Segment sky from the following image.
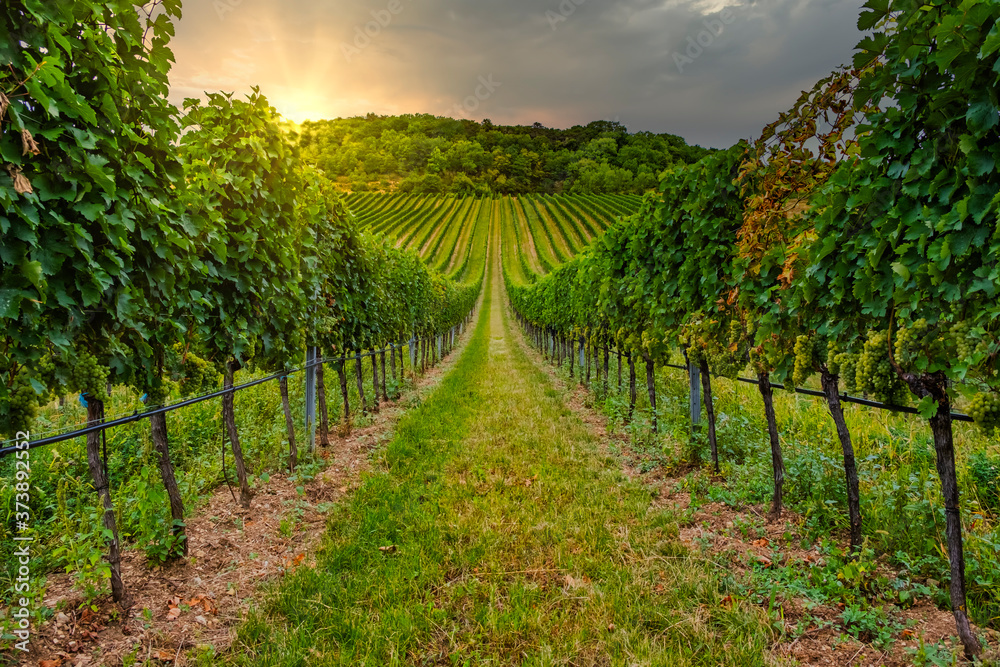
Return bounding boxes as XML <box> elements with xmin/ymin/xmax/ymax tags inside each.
<box><xmin>168</xmin><ymin>0</ymin><xmax>866</xmax><ymax>149</ymax></box>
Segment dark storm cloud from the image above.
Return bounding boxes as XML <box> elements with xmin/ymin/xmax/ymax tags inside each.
<box><xmin>169</xmin><ymin>0</ymin><xmax>865</xmax><ymax>147</ymax></box>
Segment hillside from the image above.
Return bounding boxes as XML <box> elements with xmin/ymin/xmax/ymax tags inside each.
<box><xmin>295</xmin><ymin>115</ymin><xmax>714</xmax><ymax>195</ymax></box>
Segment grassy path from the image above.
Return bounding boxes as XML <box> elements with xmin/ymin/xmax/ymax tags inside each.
<box><xmin>225</xmin><ymin>250</ymin><xmax>772</xmax><ymax>665</ymax></box>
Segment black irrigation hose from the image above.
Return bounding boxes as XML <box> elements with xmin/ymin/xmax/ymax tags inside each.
<box><xmin>0</xmin><ymin>332</ymin><xmax>459</xmax><ymax>458</ymax></box>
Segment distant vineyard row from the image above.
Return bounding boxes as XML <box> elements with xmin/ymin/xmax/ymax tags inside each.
<box><xmin>344</xmin><ymin>193</ymin><xmax>642</xmax><ymax>284</ymax></box>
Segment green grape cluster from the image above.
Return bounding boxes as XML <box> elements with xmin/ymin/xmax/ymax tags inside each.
<box><xmin>5</xmin><ymin>370</ymin><xmax>39</xmax><ymax>435</ymax></box>
<box><xmin>827</xmin><ymin>341</ymin><xmax>841</xmax><ymax>375</ymax></box>
<box><xmin>968</xmin><ymin>392</ymin><xmax>1000</xmax><ymax>433</ymax></box>
<box><xmin>71</xmin><ymin>351</ymin><xmax>108</xmax><ymax>402</ymax></box>
<box><xmin>949</xmin><ymin>320</ymin><xmax>973</xmax><ymax>364</ymax></box>
<box><xmin>179</xmin><ymin>352</ymin><xmax>218</xmax><ymax>396</ymax></box>
<box><xmin>893</xmin><ymin>318</ymin><xmax>928</xmax><ymax>366</ymax></box>
<box><xmin>32</xmin><ymin>353</ymin><xmax>66</xmax><ymax>404</ymax></box>
<box><xmin>144</xmin><ymin>380</ymin><xmax>169</xmax><ymax>407</ymax></box>
<box><xmin>748</xmin><ymin>347</ymin><xmax>767</xmax><ymax>375</ymax></box>
<box><xmin>834</xmin><ymin>352</ymin><xmax>859</xmax><ymax>393</ymax></box>
<box><xmin>855</xmin><ymin>330</ymin><xmax>909</xmax><ymax>404</ymax></box>
<box><xmin>727</xmin><ymin>319</ymin><xmax>745</xmax><ymax>351</ymax></box>
<box><xmin>793</xmin><ymin>335</ymin><xmax>818</xmax><ymax>387</ymax></box>
<box><xmin>706</xmin><ymin>342</ymin><xmax>743</xmax><ymax>379</ymax></box>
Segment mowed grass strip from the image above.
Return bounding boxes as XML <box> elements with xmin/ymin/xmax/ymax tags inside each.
<box><xmin>224</xmin><ymin>263</ymin><xmax>773</xmax><ymax>666</ymax></box>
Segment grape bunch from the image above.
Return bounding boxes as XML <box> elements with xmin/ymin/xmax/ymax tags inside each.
<box><xmin>706</xmin><ymin>341</ymin><xmax>744</xmax><ymax>379</ymax></box>
<box><xmin>893</xmin><ymin>318</ymin><xmax>928</xmax><ymax>366</ymax></box>
<box><xmin>832</xmin><ymin>352</ymin><xmax>859</xmax><ymax>393</ymax></box>
<box><xmin>71</xmin><ymin>350</ymin><xmax>108</xmax><ymax>402</ymax></box>
<box><xmin>827</xmin><ymin>341</ymin><xmax>841</xmax><ymax>375</ymax></box>
<box><xmin>5</xmin><ymin>370</ymin><xmax>39</xmax><ymax>435</ymax></box>
<box><xmin>727</xmin><ymin>319</ymin><xmax>748</xmax><ymax>352</ymax></box>
<box><xmin>32</xmin><ymin>353</ymin><xmax>64</xmax><ymax>404</ymax></box>
<box><xmin>948</xmin><ymin>320</ymin><xmax>973</xmax><ymax>364</ymax></box>
<box><xmin>179</xmin><ymin>352</ymin><xmax>217</xmax><ymax>396</ymax></box>
<box><xmin>792</xmin><ymin>334</ymin><xmax>825</xmax><ymax>387</ymax></box>
<box><xmin>968</xmin><ymin>392</ymin><xmax>1000</xmax><ymax>433</ymax></box>
<box><xmin>855</xmin><ymin>330</ymin><xmax>909</xmax><ymax>404</ymax></box>
<box><xmin>144</xmin><ymin>380</ymin><xmax>169</xmax><ymax>407</ymax></box>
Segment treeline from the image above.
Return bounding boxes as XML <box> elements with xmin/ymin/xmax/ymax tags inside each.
<box><xmin>295</xmin><ymin>115</ymin><xmax>714</xmax><ymax>196</ymax></box>
<box><xmin>507</xmin><ymin>0</ymin><xmax>1000</xmax><ymax>658</ymax></box>
<box><xmin>1</xmin><ymin>1</ymin><xmax>478</xmax><ymax>605</ymax></box>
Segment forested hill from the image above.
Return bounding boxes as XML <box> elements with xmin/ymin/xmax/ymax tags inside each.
<box><xmin>294</xmin><ymin>115</ymin><xmax>714</xmax><ymax>195</ymax></box>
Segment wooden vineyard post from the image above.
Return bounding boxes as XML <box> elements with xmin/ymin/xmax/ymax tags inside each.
<box><xmin>317</xmin><ymin>361</ymin><xmax>331</xmax><ymax>447</ymax></box>
<box><xmin>903</xmin><ymin>374</ymin><xmax>981</xmax><ymax>658</ymax></box>
<box><xmin>280</xmin><ymin>375</ymin><xmax>298</xmax><ymax>472</ymax></box>
<box><xmin>337</xmin><ymin>360</ymin><xmax>350</xmax><ymax>429</ymax></box>
<box><xmin>569</xmin><ymin>336</ymin><xmax>575</xmax><ymax>378</ymax></box>
<box><xmin>617</xmin><ymin>347</ymin><xmax>622</xmax><ymax>392</ymax></box>
<box><xmin>150</xmin><ymin>410</ymin><xmax>188</xmax><ymax>555</ymax></box>
<box><xmin>698</xmin><ymin>360</ymin><xmax>718</xmax><ymax>473</ymax></box>
<box><xmin>689</xmin><ymin>360</ymin><xmax>702</xmax><ymax>436</ymax></box>
<box><xmin>390</xmin><ymin>344</ymin><xmax>397</xmax><ymax>383</ymax></box>
<box><xmin>602</xmin><ymin>344</ymin><xmax>609</xmax><ymax>395</ymax></box>
<box><xmin>371</xmin><ymin>352</ymin><xmax>380</xmax><ymax>413</ymax></box>
<box><xmin>380</xmin><ymin>349</ymin><xmax>388</xmax><ymax>401</ymax></box>
<box><xmin>355</xmin><ymin>352</ymin><xmax>367</xmax><ymax>414</ymax></box>
<box><xmin>645</xmin><ymin>353</ymin><xmax>657</xmax><ymax>433</ymax></box>
<box><xmin>222</xmin><ymin>361</ymin><xmax>252</xmax><ymax>508</ymax></box>
<box><xmin>304</xmin><ymin>347</ymin><xmax>317</xmax><ymax>452</ymax></box>
<box><xmin>85</xmin><ymin>398</ymin><xmax>129</xmax><ymax>607</ymax></box>
<box><xmin>409</xmin><ymin>334</ymin><xmax>416</xmax><ymax>373</ymax></box>
<box><xmin>757</xmin><ymin>372</ymin><xmax>785</xmax><ymax>518</ymax></box>
<box><xmin>628</xmin><ymin>353</ymin><xmax>637</xmax><ymax>421</ymax></box>
<box><xmin>820</xmin><ymin>370</ymin><xmax>860</xmax><ymax>553</ymax></box>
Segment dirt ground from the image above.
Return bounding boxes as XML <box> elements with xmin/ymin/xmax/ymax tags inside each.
<box><xmin>12</xmin><ymin>324</ymin><xmax>473</xmax><ymax>667</ymax></box>
<box><xmin>514</xmin><ymin>332</ymin><xmax>1000</xmax><ymax>667</ymax></box>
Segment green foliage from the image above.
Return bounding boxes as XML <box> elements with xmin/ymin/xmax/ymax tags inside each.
<box><xmin>1</xmin><ymin>0</ymin><xmax>184</xmax><ymax>431</ymax></box>
<box><xmin>1</xmin><ymin>11</ymin><xmax>478</xmax><ymax>438</ymax></box>
<box><xmin>796</xmin><ymin>0</ymin><xmax>1000</xmax><ymax>395</ymax></box>
<box><xmin>121</xmin><ymin>465</ymin><xmax>187</xmax><ymax>565</ymax></box>
<box><xmin>969</xmin><ymin>451</ymin><xmax>1000</xmax><ymax>511</ymax></box>
<box><xmin>298</xmin><ymin>115</ymin><xmax>713</xmax><ymax>195</ymax></box>
<box><xmin>839</xmin><ymin>604</ymin><xmax>904</xmax><ymax>649</ymax></box>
